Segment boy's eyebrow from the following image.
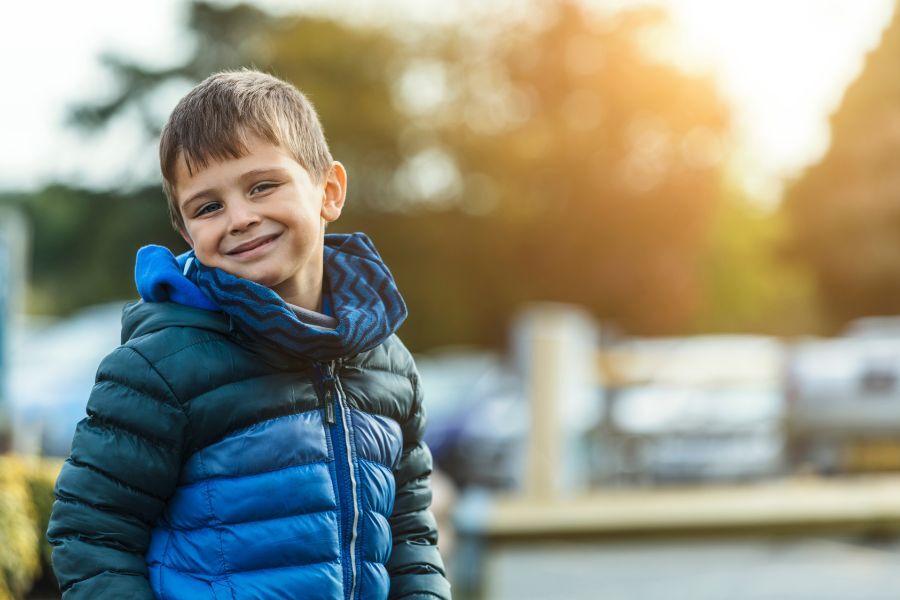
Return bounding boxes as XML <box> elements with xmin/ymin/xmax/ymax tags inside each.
<box><xmin>180</xmin><ymin>167</ymin><xmax>288</xmax><ymax>212</ymax></box>
<box><xmin>239</xmin><ymin>167</ymin><xmax>288</xmax><ymax>183</ymax></box>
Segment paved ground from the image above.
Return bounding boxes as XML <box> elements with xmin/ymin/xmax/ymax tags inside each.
<box><xmin>485</xmin><ymin>535</ymin><xmax>900</xmax><ymax>599</ymax></box>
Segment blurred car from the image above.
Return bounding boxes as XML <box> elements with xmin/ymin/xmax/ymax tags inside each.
<box><xmin>605</xmin><ymin>383</ymin><xmax>784</xmax><ymax>483</ymax></box>
<box><xmin>842</xmin><ymin>316</ymin><xmax>900</xmax><ymax>339</ymax></box>
<box><xmin>417</xmin><ymin>350</ymin><xmax>526</xmax><ymax>490</ymax></box>
<box><xmin>785</xmin><ymin>334</ymin><xmax>900</xmax><ymax>474</ymax></box>
<box><xmin>596</xmin><ymin>335</ymin><xmax>786</xmax><ymax>484</ymax></box>
<box><xmin>9</xmin><ymin>302</ymin><xmax>124</xmax><ymax>456</ymax></box>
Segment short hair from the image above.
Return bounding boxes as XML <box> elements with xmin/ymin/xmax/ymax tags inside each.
<box><xmin>159</xmin><ymin>69</ymin><xmax>333</xmax><ymax>232</ymax></box>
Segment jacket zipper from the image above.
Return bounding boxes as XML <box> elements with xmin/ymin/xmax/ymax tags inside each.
<box><xmin>319</xmin><ymin>359</ymin><xmax>360</xmax><ymax>599</ymax></box>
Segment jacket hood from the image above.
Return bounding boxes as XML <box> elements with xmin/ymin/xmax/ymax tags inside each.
<box><xmin>134</xmin><ymin>243</ymin><xmax>219</xmax><ymax>311</ymax></box>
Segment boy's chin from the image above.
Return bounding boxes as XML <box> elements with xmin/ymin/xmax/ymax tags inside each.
<box><xmin>214</xmin><ymin>263</ymin><xmax>280</xmax><ymax>287</ymax></box>
<box><xmin>241</xmin><ymin>272</ymin><xmax>282</xmax><ymax>288</ymax></box>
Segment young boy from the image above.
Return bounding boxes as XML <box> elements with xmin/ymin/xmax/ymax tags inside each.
<box><xmin>47</xmin><ymin>69</ymin><xmax>451</xmax><ymax>600</ymax></box>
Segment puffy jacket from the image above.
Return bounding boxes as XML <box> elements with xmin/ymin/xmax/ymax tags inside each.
<box><xmin>47</xmin><ymin>242</ymin><xmax>450</xmax><ymax>599</ymax></box>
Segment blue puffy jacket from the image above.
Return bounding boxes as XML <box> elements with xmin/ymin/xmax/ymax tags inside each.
<box><xmin>47</xmin><ymin>236</ymin><xmax>450</xmax><ymax>599</ymax></box>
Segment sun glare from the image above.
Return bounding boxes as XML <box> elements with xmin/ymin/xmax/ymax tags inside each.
<box><xmin>637</xmin><ymin>0</ymin><xmax>896</xmax><ymax>205</ymax></box>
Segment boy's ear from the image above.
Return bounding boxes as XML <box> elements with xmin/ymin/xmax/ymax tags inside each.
<box><xmin>321</xmin><ymin>161</ymin><xmax>347</xmax><ymax>223</ymax></box>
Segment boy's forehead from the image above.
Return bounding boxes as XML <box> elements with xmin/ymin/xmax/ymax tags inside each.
<box><xmin>171</xmin><ymin>139</ymin><xmax>309</xmax><ymax>201</ymax></box>
<box><xmin>175</xmin><ymin>131</ymin><xmax>265</xmax><ymax>172</ymax></box>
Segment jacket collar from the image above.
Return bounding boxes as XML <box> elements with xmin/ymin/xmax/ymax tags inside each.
<box><xmin>131</xmin><ymin>232</ymin><xmax>407</xmax><ymax>361</ymax></box>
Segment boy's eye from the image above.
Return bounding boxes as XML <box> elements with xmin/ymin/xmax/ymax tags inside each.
<box><xmin>251</xmin><ymin>182</ymin><xmax>277</xmax><ymax>195</ymax></box>
<box><xmin>195</xmin><ymin>202</ymin><xmax>222</xmax><ymax>217</ymax></box>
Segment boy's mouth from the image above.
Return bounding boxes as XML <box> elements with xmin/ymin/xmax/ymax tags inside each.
<box><xmin>226</xmin><ymin>232</ymin><xmax>282</xmax><ymax>257</ymax></box>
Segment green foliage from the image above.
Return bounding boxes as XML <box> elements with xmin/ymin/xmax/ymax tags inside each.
<box><xmin>782</xmin><ymin>6</ymin><xmax>900</xmax><ymax>328</ymax></box>
<box><xmin>16</xmin><ymin>185</ymin><xmax>182</xmax><ymax>315</ymax></box>
<box><xmin>0</xmin><ymin>455</ymin><xmax>60</xmax><ymax>600</ymax></box>
<box><xmin>23</xmin><ymin>459</ymin><xmax>63</xmax><ymax>570</ymax></box>
<box><xmin>694</xmin><ymin>193</ymin><xmax>823</xmax><ymax>334</ymax></box>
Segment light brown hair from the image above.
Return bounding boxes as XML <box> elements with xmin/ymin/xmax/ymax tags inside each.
<box><xmin>159</xmin><ymin>69</ymin><xmax>333</xmax><ymax>231</ymax></box>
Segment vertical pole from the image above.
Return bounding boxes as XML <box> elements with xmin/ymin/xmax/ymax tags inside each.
<box><xmin>0</xmin><ymin>208</ymin><xmax>27</xmax><ymax>453</ymax></box>
<box><xmin>525</xmin><ymin>311</ymin><xmax>562</xmax><ymax>501</ymax></box>
<box><xmin>514</xmin><ymin>304</ymin><xmax>598</xmax><ymax>501</ymax></box>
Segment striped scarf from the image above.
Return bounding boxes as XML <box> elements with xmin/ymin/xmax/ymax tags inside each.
<box><xmin>186</xmin><ymin>232</ymin><xmax>407</xmax><ymax>361</ymax></box>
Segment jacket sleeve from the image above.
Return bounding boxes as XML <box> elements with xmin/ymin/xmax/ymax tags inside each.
<box><xmin>387</xmin><ymin>371</ymin><xmax>452</xmax><ymax>599</ymax></box>
<box><xmin>47</xmin><ymin>345</ymin><xmax>187</xmax><ymax>599</ymax></box>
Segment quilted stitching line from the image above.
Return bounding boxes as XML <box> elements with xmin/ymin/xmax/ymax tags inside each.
<box><xmin>199</xmin><ymin>452</ymin><xmax>236</xmax><ymax>599</ymax></box>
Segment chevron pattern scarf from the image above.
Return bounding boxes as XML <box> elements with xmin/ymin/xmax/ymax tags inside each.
<box><xmin>185</xmin><ymin>232</ymin><xmax>407</xmax><ymax>361</ymax></box>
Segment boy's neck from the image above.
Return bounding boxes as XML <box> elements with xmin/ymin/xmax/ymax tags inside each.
<box><xmin>277</xmin><ymin>280</ymin><xmax>323</xmax><ymax>313</ymax></box>
<box><xmin>271</xmin><ymin>262</ymin><xmax>325</xmax><ymax>313</ymax></box>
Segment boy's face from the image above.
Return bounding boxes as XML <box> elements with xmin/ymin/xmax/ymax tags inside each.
<box><xmin>174</xmin><ymin>133</ymin><xmax>346</xmax><ymax>306</ymax></box>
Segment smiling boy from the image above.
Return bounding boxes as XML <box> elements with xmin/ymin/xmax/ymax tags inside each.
<box><xmin>47</xmin><ymin>70</ymin><xmax>451</xmax><ymax>600</ymax></box>
<box><xmin>174</xmin><ymin>133</ymin><xmax>345</xmax><ymax>311</ymax></box>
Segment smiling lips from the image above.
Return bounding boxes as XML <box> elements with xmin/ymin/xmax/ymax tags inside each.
<box><xmin>225</xmin><ymin>232</ymin><xmax>282</xmax><ymax>258</ymax></box>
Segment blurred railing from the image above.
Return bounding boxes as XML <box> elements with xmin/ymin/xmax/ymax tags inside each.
<box><xmin>450</xmin><ymin>304</ymin><xmax>900</xmax><ymax>598</ymax></box>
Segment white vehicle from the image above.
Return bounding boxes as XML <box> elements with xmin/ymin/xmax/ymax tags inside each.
<box><xmin>596</xmin><ymin>335</ymin><xmax>786</xmax><ymax>484</ymax></box>
<box><xmin>785</xmin><ymin>332</ymin><xmax>900</xmax><ymax>473</ymax></box>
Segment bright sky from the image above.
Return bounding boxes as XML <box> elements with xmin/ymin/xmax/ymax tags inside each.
<box><xmin>0</xmin><ymin>0</ymin><xmax>895</xmax><ymax>206</ymax></box>
<box><xmin>645</xmin><ymin>0</ymin><xmax>897</xmax><ymax>205</ymax></box>
<box><xmin>0</xmin><ymin>0</ymin><xmax>189</xmax><ymax>190</ymax></box>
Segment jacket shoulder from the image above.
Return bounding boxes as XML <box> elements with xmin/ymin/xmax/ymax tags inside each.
<box><xmin>121</xmin><ymin>300</ymin><xmax>233</xmax><ymax>364</ymax></box>
<box><xmin>353</xmin><ymin>334</ymin><xmax>418</xmax><ymax>380</ymax></box>
<box><xmin>124</xmin><ymin>322</ymin><xmax>235</xmax><ymax>372</ymax></box>
<box><xmin>116</xmin><ymin>301</ymin><xmax>261</xmax><ymax>403</ymax></box>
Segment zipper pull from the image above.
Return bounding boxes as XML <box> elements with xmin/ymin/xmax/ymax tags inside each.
<box><xmin>314</xmin><ymin>361</ymin><xmax>337</xmax><ymax>425</ymax></box>
<box><xmin>326</xmin><ymin>360</ymin><xmax>339</xmax><ymax>425</ymax></box>
<box><xmin>324</xmin><ymin>385</ymin><xmax>336</xmax><ymax>425</ymax></box>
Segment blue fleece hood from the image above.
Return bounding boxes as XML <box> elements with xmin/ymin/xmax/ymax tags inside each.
<box><xmin>135</xmin><ymin>245</ymin><xmax>219</xmax><ymax>311</ymax></box>
<box><xmin>134</xmin><ymin>232</ymin><xmax>407</xmax><ymax>360</ymax></box>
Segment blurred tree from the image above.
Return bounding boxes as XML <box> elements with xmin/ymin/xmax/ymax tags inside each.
<box><xmin>695</xmin><ymin>191</ymin><xmax>822</xmax><ymax>334</ymax></box>
<box><xmin>23</xmin><ymin>0</ymin><xmax>741</xmax><ymax>350</ymax></box>
<box><xmin>8</xmin><ymin>185</ymin><xmax>183</xmax><ymax>315</ymax></box>
<box><xmin>426</xmin><ymin>2</ymin><xmax>732</xmax><ymax>335</ymax></box>
<box><xmin>782</xmin><ymin>5</ymin><xmax>900</xmax><ymax>328</ymax></box>
<box><xmin>70</xmin><ymin>2</ymin><xmax>275</xmax><ymax>134</ymax></box>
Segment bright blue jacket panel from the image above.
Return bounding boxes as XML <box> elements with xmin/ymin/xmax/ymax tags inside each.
<box><xmin>145</xmin><ymin>404</ymin><xmax>403</xmax><ymax>599</ymax></box>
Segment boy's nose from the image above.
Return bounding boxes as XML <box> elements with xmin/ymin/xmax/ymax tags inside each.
<box><xmin>228</xmin><ymin>201</ymin><xmax>261</xmax><ymax>234</ymax></box>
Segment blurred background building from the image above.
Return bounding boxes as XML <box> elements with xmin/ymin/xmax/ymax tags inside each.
<box><xmin>4</xmin><ymin>0</ymin><xmax>900</xmax><ymax>598</ymax></box>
